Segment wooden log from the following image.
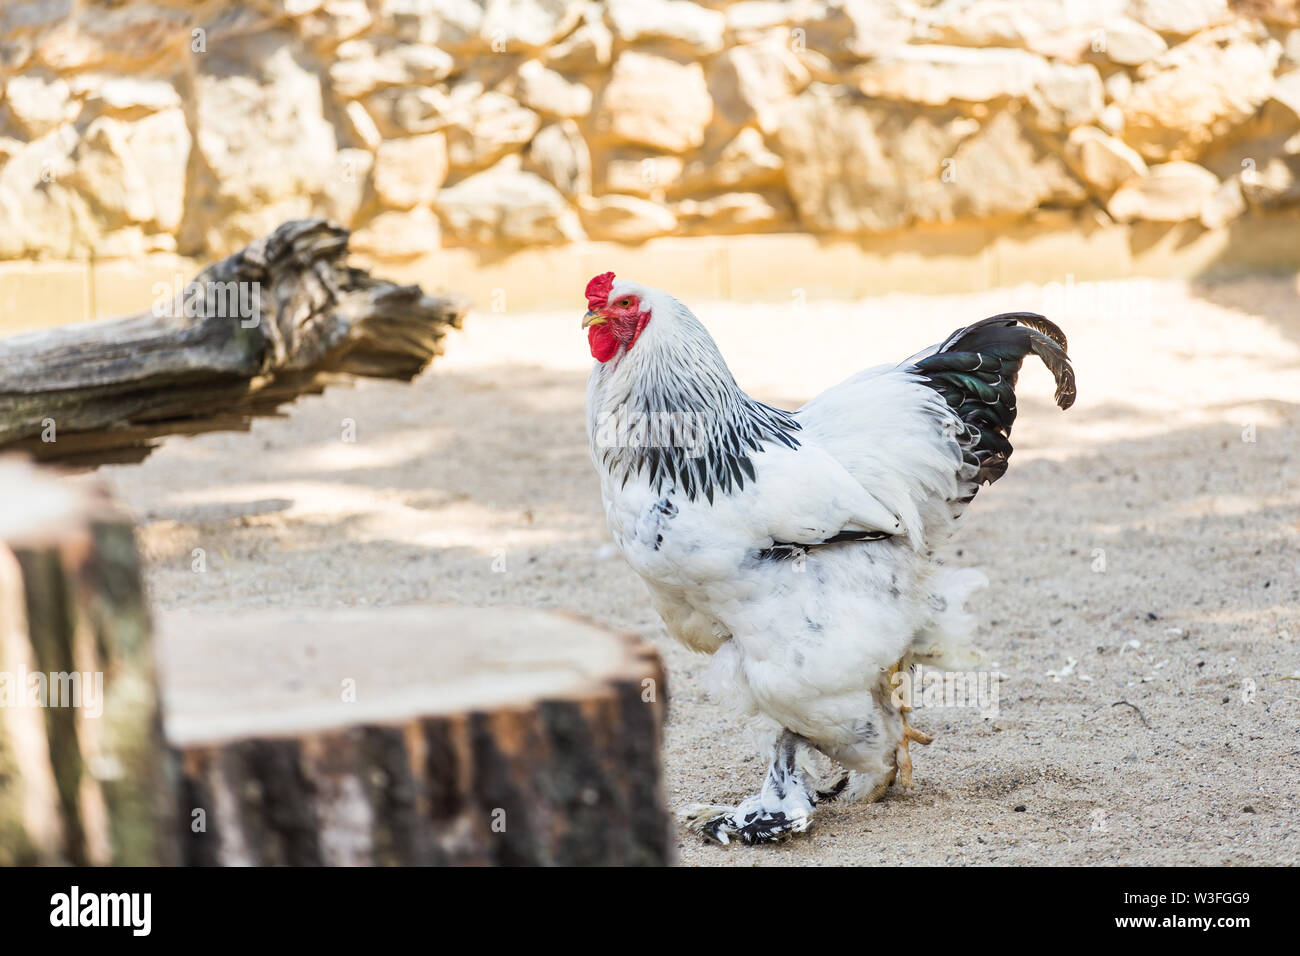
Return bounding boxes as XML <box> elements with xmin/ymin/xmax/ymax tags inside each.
<box><xmin>159</xmin><ymin>606</ymin><xmax>672</xmax><ymax>866</ymax></box>
<box><xmin>0</xmin><ymin>457</ymin><xmax>176</xmax><ymax>865</ymax></box>
<box><xmin>0</xmin><ymin>219</ymin><xmax>468</xmax><ymax>469</ymax></box>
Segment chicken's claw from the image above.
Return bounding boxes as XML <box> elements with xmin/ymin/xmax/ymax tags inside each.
<box><xmin>895</xmin><ymin>717</ymin><xmax>933</xmax><ymax>788</ymax></box>
<box><xmin>887</xmin><ymin>658</ymin><xmax>934</xmax><ymax>789</ymax></box>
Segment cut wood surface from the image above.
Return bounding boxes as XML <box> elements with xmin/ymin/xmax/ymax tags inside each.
<box><xmin>0</xmin><ymin>457</ymin><xmax>175</xmax><ymax>865</ymax></box>
<box><xmin>0</xmin><ymin>219</ymin><xmax>468</xmax><ymax>468</ymax></box>
<box><xmin>157</xmin><ymin>606</ymin><xmax>672</xmax><ymax>866</ymax></box>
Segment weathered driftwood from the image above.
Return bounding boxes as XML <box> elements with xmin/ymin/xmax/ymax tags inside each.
<box><xmin>0</xmin><ymin>220</ymin><xmax>467</xmax><ymax>468</ymax></box>
<box><xmin>0</xmin><ymin>457</ymin><xmax>175</xmax><ymax>865</ymax></box>
<box><xmin>159</xmin><ymin>606</ymin><xmax>672</xmax><ymax>866</ymax></box>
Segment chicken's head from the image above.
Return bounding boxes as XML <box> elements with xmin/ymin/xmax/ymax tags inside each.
<box><xmin>582</xmin><ymin>271</ymin><xmax>651</xmax><ymax>362</ymax></box>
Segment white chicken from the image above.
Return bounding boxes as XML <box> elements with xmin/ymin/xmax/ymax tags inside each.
<box><xmin>582</xmin><ymin>271</ymin><xmax>1075</xmax><ymax>845</ymax></box>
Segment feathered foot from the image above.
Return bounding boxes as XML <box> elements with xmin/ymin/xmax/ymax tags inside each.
<box><xmin>683</xmin><ymin>731</ymin><xmax>819</xmax><ymax>846</ymax></box>
<box><xmin>812</xmin><ymin>768</ymin><xmax>850</xmax><ymax>803</ymax></box>
<box><xmin>683</xmin><ymin>799</ymin><xmax>812</xmax><ymax>846</ymax></box>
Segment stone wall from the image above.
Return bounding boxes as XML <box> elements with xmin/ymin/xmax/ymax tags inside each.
<box><xmin>1</xmin><ymin>0</ymin><xmax>1298</xmax><ymax>264</ymax></box>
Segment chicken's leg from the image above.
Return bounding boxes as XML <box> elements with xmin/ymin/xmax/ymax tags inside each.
<box><xmin>890</xmin><ymin>659</ymin><xmax>934</xmax><ymax>788</ymax></box>
<box><xmin>684</xmin><ymin>730</ymin><xmax>822</xmax><ymax>845</ymax></box>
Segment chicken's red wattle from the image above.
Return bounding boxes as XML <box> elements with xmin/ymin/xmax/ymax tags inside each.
<box><xmin>588</xmin><ymin>323</ymin><xmax>618</xmax><ymax>362</ymax></box>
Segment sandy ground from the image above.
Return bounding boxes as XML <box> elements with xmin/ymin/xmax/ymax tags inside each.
<box><xmin>103</xmin><ymin>275</ymin><xmax>1300</xmax><ymax>866</ymax></box>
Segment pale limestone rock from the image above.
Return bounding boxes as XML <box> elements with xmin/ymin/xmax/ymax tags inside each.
<box><xmin>1194</xmin><ymin>92</ymin><xmax>1300</xmax><ymax>184</ymax></box>
<box><xmin>342</xmin><ymin>100</ymin><xmax>383</xmax><ymax>150</ymax></box>
<box><xmin>316</xmin><ymin>148</ymin><xmax>374</xmax><ymax>226</ymax></box>
<box><xmin>852</xmin><ymin>46</ymin><xmax>1047</xmax><ymax>106</ymax></box>
<box><xmin>514</xmin><ymin>60</ymin><xmax>593</xmax><ymax>118</ymax></box>
<box><xmin>329</xmin><ymin>39</ymin><xmax>455</xmax><ymax>99</ymax></box>
<box><xmin>255</xmin><ymin>0</ymin><xmax>327</xmax><ymax>16</ymax></box>
<box><xmin>675</xmin><ymin>191</ymin><xmax>791</xmax><ymax>232</ymax></box>
<box><xmin>594</xmin><ymin>52</ymin><xmax>712</xmax><ymax>153</ymax></box>
<box><xmin>76</xmin><ymin>75</ymin><xmax>182</xmax><ymax>115</ymax></box>
<box><xmin>524</xmin><ymin>120</ymin><xmax>592</xmax><ymax>196</ymax></box>
<box><xmin>935</xmin><ymin>0</ymin><xmax>1122</xmax><ymax>49</ymax></box>
<box><xmin>437</xmin><ymin>156</ymin><xmax>584</xmax><ymax>244</ymax></box>
<box><xmin>188</xmin><ymin>32</ymin><xmax>338</xmax><ymax>252</ymax></box>
<box><xmin>1104</xmin><ymin>71</ymin><xmax>1132</xmax><ymax>105</ymax></box>
<box><xmin>776</xmin><ymin>87</ymin><xmax>960</xmax><ymax>232</ymax></box>
<box><xmin>2</xmin><ymin>73</ymin><xmax>77</xmax><ymax>138</ymax></box>
<box><xmin>946</xmin><ymin>110</ymin><xmax>1087</xmax><ymax>219</ymax></box>
<box><xmin>0</xmin><ymin>124</ymin><xmax>98</xmax><ymax>259</ymax></box>
<box><xmin>1201</xmin><ymin>114</ymin><xmax>1300</xmax><ymax>193</ymax></box>
<box><xmin>711</xmin><ymin>40</ymin><xmax>812</xmax><ymax>133</ymax></box>
<box><xmin>364</xmin><ymin>87</ymin><xmax>452</xmax><ymax>138</ymax></box>
<box><xmin>578</xmin><ymin>194</ymin><xmax>678</xmax><ymax>241</ymax></box>
<box><xmin>297</xmin><ymin>0</ymin><xmax>373</xmax><ymax>50</ymax></box>
<box><xmin>793</xmin><ymin>0</ymin><xmax>911</xmax><ymax>61</ymax></box>
<box><xmin>675</xmin><ymin>127</ymin><xmax>783</xmax><ymax>193</ymax></box>
<box><xmin>603</xmin><ymin>154</ymin><xmax>684</xmax><ymax>196</ymax></box>
<box><xmin>606</xmin><ymin>0</ymin><xmax>727</xmax><ymax>55</ymax></box>
<box><xmin>1027</xmin><ymin>62</ymin><xmax>1103</xmax><ymax>132</ymax></box>
<box><xmin>1107</xmin><ymin>162</ymin><xmax>1220</xmax><ymax>221</ymax></box>
<box><xmin>792</xmin><ymin>47</ymin><xmax>839</xmax><ymax>86</ymax></box>
<box><xmin>0</xmin><ymin>36</ymin><xmax>33</xmax><ymax>74</ymax></box>
<box><xmin>777</xmin><ymin>89</ymin><xmax>1082</xmax><ymax>232</ymax></box>
<box><xmin>382</xmin><ymin>0</ymin><xmax>484</xmax><ymax>50</ymax></box>
<box><xmin>1100</xmin><ymin>103</ymin><xmax>1125</xmax><ymax>134</ymax></box>
<box><xmin>1065</xmin><ymin>126</ymin><xmax>1147</xmax><ymax>194</ymax></box>
<box><xmin>481</xmin><ymin>0</ymin><xmax>585</xmax><ymax>50</ymax></box>
<box><xmin>545</xmin><ymin>5</ymin><xmax>612</xmax><ymax>71</ymax></box>
<box><xmin>195</xmin><ymin>7</ymin><xmax>281</xmax><ymax>50</ymax></box>
<box><xmin>124</xmin><ymin>108</ymin><xmax>190</xmax><ymax>233</ymax></box>
<box><xmin>1200</xmin><ymin>175</ymin><xmax>1246</xmax><ymax>228</ymax></box>
<box><xmin>87</xmin><ymin>224</ymin><xmax>151</xmax><ymax>258</ymax></box>
<box><xmin>351</xmin><ymin>205</ymin><xmax>442</xmax><ymax>258</ymax></box>
<box><xmin>726</xmin><ymin>1</ymin><xmax>801</xmax><ymax>35</ymax></box>
<box><xmin>1241</xmin><ymin>155</ymin><xmax>1300</xmax><ymax>208</ymax></box>
<box><xmin>66</xmin><ymin>116</ymin><xmax>153</xmax><ymax>225</ymax></box>
<box><xmin>1122</xmin><ymin>33</ymin><xmax>1281</xmax><ymax>160</ymax></box>
<box><xmin>33</xmin><ymin>4</ymin><xmax>190</xmax><ymax>71</ymax></box>
<box><xmin>1285</xmin><ymin>28</ymin><xmax>1300</xmax><ymax>70</ymax></box>
<box><xmin>1249</xmin><ymin>2</ymin><xmax>1300</xmax><ymax>28</ymax></box>
<box><xmin>374</xmin><ymin>133</ymin><xmax>449</xmax><ymax>209</ymax></box>
<box><xmin>214</xmin><ymin>197</ymin><xmax>326</xmax><ymax>249</ymax></box>
<box><xmin>145</xmin><ymin>231</ymin><xmax>178</xmax><ymax>253</ymax></box>
<box><xmin>1128</xmin><ymin>0</ymin><xmax>1232</xmax><ymax>37</ymax></box>
<box><xmin>1095</xmin><ymin>18</ymin><xmax>1167</xmax><ymax>65</ymax></box>
<box><xmin>0</xmin><ymin>1</ymin><xmax>72</xmax><ymax>34</ymax></box>
<box><xmin>446</xmin><ymin>91</ymin><xmax>541</xmax><ymax>170</ymax></box>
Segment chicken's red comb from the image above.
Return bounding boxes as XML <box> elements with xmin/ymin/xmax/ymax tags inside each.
<box><xmin>586</xmin><ymin>271</ymin><xmax>615</xmax><ymax>310</ymax></box>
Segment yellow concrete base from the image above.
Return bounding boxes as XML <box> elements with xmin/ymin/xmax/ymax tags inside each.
<box><xmin>2</xmin><ymin>211</ymin><xmax>1298</xmax><ymax>336</ymax></box>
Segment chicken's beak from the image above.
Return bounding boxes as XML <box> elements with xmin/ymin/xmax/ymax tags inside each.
<box><xmin>582</xmin><ymin>309</ymin><xmax>606</xmax><ymax>329</ymax></box>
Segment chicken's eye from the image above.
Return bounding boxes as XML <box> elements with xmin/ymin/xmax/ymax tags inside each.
<box><xmin>619</xmin><ymin>297</ymin><xmax>632</xmax><ymax>307</ymax></box>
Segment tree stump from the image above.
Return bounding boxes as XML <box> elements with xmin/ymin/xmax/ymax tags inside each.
<box><xmin>159</xmin><ymin>606</ymin><xmax>672</xmax><ymax>866</ymax></box>
<box><xmin>0</xmin><ymin>219</ymin><xmax>468</xmax><ymax>468</ymax></box>
<box><xmin>0</xmin><ymin>457</ymin><xmax>175</xmax><ymax>865</ymax></box>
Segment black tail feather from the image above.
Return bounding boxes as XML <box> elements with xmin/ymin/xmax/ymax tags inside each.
<box><xmin>913</xmin><ymin>312</ymin><xmax>1075</xmax><ymax>488</ymax></box>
